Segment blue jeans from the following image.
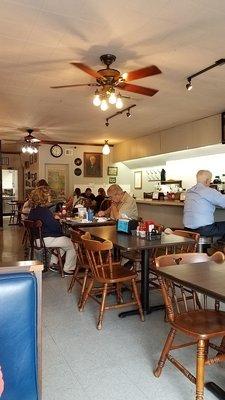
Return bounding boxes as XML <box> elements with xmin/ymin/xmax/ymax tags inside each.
<box><xmin>185</xmin><ymin>221</ymin><xmax>225</xmax><ymax>239</ymax></box>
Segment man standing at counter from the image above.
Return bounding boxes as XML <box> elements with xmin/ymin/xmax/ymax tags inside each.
<box><xmin>183</xmin><ymin>169</ymin><xmax>225</xmax><ymax>238</ymax></box>
<box><xmin>98</xmin><ymin>184</ymin><xmax>138</xmax><ymax>220</ymax></box>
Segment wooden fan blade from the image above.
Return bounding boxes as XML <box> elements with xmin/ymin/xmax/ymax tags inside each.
<box><xmin>71</xmin><ymin>62</ymin><xmax>104</xmax><ymax>79</ymax></box>
<box><xmin>117</xmin><ymin>83</ymin><xmax>158</xmax><ymax>97</ymax></box>
<box><xmin>51</xmin><ymin>83</ymin><xmax>99</xmax><ymax>89</ymax></box>
<box><xmin>125</xmin><ymin>65</ymin><xmax>161</xmax><ymax>81</ymax></box>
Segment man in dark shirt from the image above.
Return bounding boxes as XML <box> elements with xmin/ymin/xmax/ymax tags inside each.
<box><xmin>81</xmin><ymin>188</ymin><xmax>96</xmax><ymax>208</ymax></box>
<box><xmin>28</xmin><ymin>187</ymin><xmax>76</xmax><ymax>274</ymax></box>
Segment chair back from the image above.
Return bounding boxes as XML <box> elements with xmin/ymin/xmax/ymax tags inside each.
<box><xmin>70</xmin><ymin>230</ymin><xmax>91</xmax><ymax>266</ymax></box>
<box><xmin>81</xmin><ymin>235</ymin><xmax>114</xmax><ymax>279</ymax></box>
<box><xmin>169</xmin><ymin>229</ymin><xmax>200</xmax><ymax>253</ymax></box>
<box><xmin>23</xmin><ymin>219</ymin><xmax>49</xmax><ymax>268</ymax></box>
<box><xmin>155</xmin><ymin>251</ymin><xmax>225</xmax><ymax>321</ymax></box>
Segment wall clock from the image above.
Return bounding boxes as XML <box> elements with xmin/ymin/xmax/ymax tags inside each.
<box><xmin>74</xmin><ymin>168</ymin><xmax>82</xmax><ymax>176</ymax></box>
<box><xmin>50</xmin><ymin>144</ymin><xmax>63</xmax><ymax>158</ymax></box>
<box><xmin>74</xmin><ymin>157</ymin><xmax>82</xmax><ymax>166</ymax></box>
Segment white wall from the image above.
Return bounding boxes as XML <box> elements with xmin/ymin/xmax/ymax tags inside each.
<box><xmin>130</xmin><ymin>152</ymin><xmax>225</xmax><ymax>196</ymax></box>
<box><xmin>38</xmin><ymin>144</ymin><xmax>132</xmax><ymax>196</ymax></box>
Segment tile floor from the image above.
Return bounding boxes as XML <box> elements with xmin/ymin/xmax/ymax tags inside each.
<box><xmin>42</xmin><ymin>271</ymin><xmax>225</xmax><ymax>400</ymax></box>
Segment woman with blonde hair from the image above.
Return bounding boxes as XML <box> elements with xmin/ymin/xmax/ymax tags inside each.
<box><xmin>28</xmin><ymin>187</ymin><xmax>76</xmax><ymax>275</ymax></box>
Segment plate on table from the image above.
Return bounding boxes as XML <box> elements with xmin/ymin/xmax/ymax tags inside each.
<box><xmin>95</xmin><ymin>217</ymin><xmax>108</xmax><ymax>222</ymax></box>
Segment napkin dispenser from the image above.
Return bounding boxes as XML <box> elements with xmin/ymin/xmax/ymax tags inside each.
<box><xmin>116</xmin><ymin>219</ymin><xmax>138</xmax><ymax>234</ymax></box>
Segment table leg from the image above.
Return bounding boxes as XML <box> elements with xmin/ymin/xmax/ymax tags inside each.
<box><xmin>205</xmin><ymin>382</ymin><xmax>225</xmax><ymax>399</ymax></box>
<box><xmin>119</xmin><ymin>249</ymin><xmax>164</xmax><ymax>318</ymax></box>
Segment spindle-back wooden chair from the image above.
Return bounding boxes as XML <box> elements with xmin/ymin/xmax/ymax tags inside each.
<box><xmin>80</xmin><ymin>235</ymin><xmax>144</xmax><ymax>330</ymax></box>
<box><xmin>154</xmin><ymin>251</ymin><xmax>225</xmax><ymax>400</ymax></box>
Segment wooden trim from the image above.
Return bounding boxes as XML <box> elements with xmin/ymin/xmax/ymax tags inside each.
<box><xmin>41</xmin><ymin>140</ymin><xmax>114</xmax><ymax>147</ymax></box>
<box><xmin>0</xmin><ymin>141</ymin><xmax>2</xmax><ymax>228</ymax></box>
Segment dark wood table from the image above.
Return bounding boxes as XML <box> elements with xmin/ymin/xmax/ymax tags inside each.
<box><xmin>80</xmin><ymin>225</ymin><xmax>195</xmax><ymax>317</ymax></box>
<box><xmin>158</xmin><ymin>261</ymin><xmax>225</xmax><ymax>399</ymax></box>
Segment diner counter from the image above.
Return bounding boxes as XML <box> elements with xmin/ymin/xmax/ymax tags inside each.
<box><xmin>136</xmin><ymin>199</ymin><xmax>184</xmax><ymax>207</ymax></box>
<box><xmin>136</xmin><ymin>198</ymin><xmax>225</xmax><ymax>229</ymax></box>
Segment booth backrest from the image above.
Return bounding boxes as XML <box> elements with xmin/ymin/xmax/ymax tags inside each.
<box><xmin>0</xmin><ymin>272</ymin><xmax>39</xmax><ymax>400</ymax></box>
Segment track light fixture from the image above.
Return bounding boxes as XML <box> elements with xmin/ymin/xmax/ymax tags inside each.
<box><xmin>104</xmin><ymin>104</ymin><xmax>136</xmax><ymax>126</ymax></box>
<box><xmin>186</xmin><ymin>78</ymin><xmax>192</xmax><ymax>91</ymax></box>
<box><xmin>186</xmin><ymin>58</ymin><xmax>225</xmax><ymax>91</ymax></box>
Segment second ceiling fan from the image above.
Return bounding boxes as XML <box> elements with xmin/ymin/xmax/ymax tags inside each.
<box><xmin>51</xmin><ymin>54</ymin><xmax>161</xmax><ymax>110</ymax></box>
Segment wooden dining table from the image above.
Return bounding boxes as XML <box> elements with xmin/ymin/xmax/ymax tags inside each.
<box><xmin>79</xmin><ymin>225</ymin><xmax>195</xmax><ymax>318</ymax></box>
<box><xmin>157</xmin><ymin>260</ymin><xmax>225</xmax><ymax>399</ymax></box>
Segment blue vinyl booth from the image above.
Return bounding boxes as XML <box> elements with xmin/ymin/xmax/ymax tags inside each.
<box><xmin>0</xmin><ymin>261</ymin><xmax>43</xmax><ymax>400</ymax></box>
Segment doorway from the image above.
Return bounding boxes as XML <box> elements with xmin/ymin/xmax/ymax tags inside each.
<box><xmin>2</xmin><ymin>169</ymin><xmax>18</xmax><ymax>215</ymax></box>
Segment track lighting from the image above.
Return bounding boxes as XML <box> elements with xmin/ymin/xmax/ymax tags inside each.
<box><xmin>104</xmin><ymin>104</ymin><xmax>136</xmax><ymax>126</ymax></box>
<box><xmin>186</xmin><ymin>58</ymin><xmax>225</xmax><ymax>91</ymax></box>
<box><xmin>186</xmin><ymin>79</ymin><xmax>192</xmax><ymax>91</ymax></box>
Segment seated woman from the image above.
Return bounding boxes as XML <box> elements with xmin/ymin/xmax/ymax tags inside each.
<box><xmin>28</xmin><ymin>186</ymin><xmax>76</xmax><ymax>275</ymax></box>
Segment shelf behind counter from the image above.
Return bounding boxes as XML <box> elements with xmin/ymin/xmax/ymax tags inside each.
<box><xmin>136</xmin><ymin>198</ymin><xmax>225</xmax><ymax>229</ymax></box>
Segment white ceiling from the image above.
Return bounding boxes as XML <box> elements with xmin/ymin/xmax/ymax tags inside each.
<box><xmin>1</xmin><ymin>0</ymin><xmax>225</xmax><ymax>147</ymax></box>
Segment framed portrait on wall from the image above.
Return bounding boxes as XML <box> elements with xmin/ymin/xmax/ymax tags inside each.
<box><xmin>107</xmin><ymin>166</ymin><xmax>118</xmax><ymax>176</ymax></box>
<box><xmin>109</xmin><ymin>177</ymin><xmax>116</xmax><ymax>184</ymax></box>
<box><xmin>83</xmin><ymin>152</ymin><xmax>103</xmax><ymax>177</ymax></box>
<box><xmin>134</xmin><ymin>171</ymin><xmax>142</xmax><ymax>189</ymax></box>
<box><xmin>45</xmin><ymin>163</ymin><xmax>69</xmax><ymax>200</ymax></box>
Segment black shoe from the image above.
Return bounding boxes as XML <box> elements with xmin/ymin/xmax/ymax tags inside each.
<box><xmin>49</xmin><ymin>264</ymin><xmax>59</xmax><ymax>272</ymax></box>
<box><xmin>63</xmin><ymin>270</ymin><xmax>74</xmax><ymax>276</ymax></box>
<box><xmin>123</xmin><ymin>260</ymin><xmax>134</xmax><ymax>270</ymax></box>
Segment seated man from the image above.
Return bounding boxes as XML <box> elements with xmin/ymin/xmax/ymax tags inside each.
<box><xmin>81</xmin><ymin>187</ymin><xmax>96</xmax><ymax>208</ymax></box>
<box><xmin>98</xmin><ymin>184</ymin><xmax>138</xmax><ymax>220</ymax></box>
<box><xmin>183</xmin><ymin>169</ymin><xmax>225</xmax><ymax>239</ymax></box>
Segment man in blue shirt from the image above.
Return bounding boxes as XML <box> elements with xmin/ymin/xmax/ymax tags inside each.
<box><xmin>183</xmin><ymin>170</ymin><xmax>225</xmax><ymax>238</ymax></box>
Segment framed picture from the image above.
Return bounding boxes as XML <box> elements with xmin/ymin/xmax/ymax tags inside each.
<box><xmin>45</xmin><ymin>163</ymin><xmax>69</xmax><ymax>200</ymax></box>
<box><xmin>83</xmin><ymin>152</ymin><xmax>103</xmax><ymax>177</ymax></box>
<box><xmin>29</xmin><ymin>155</ymin><xmax>33</xmax><ymax>165</ymax></box>
<box><xmin>107</xmin><ymin>166</ymin><xmax>118</xmax><ymax>176</ymax></box>
<box><xmin>109</xmin><ymin>177</ymin><xmax>116</xmax><ymax>184</ymax></box>
<box><xmin>1</xmin><ymin>156</ymin><xmax>9</xmax><ymax>166</ymax></box>
<box><xmin>134</xmin><ymin>171</ymin><xmax>142</xmax><ymax>189</ymax></box>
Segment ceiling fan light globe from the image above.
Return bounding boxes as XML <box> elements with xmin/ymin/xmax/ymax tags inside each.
<box><xmin>21</xmin><ymin>146</ymin><xmax>27</xmax><ymax>153</ymax></box>
<box><xmin>93</xmin><ymin>94</ymin><xmax>101</xmax><ymax>106</ymax></box>
<box><xmin>108</xmin><ymin>92</ymin><xmax>117</xmax><ymax>104</ymax></box>
<box><xmin>100</xmin><ymin>99</ymin><xmax>109</xmax><ymax>111</ymax></box>
<box><xmin>33</xmin><ymin>147</ymin><xmax>38</xmax><ymax>153</ymax></box>
<box><xmin>116</xmin><ymin>97</ymin><xmax>123</xmax><ymax>109</ymax></box>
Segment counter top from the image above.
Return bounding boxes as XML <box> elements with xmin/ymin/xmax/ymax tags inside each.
<box><xmin>136</xmin><ymin>199</ymin><xmax>184</xmax><ymax>207</ymax></box>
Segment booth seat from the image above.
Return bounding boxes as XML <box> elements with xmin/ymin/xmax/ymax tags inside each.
<box><xmin>0</xmin><ymin>261</ymin><xmax>43</xmax><ymax>400</ymax></box>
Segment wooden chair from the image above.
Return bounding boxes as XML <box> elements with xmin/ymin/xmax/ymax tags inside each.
<box><xmin>68</xmin><ymin>230</ymin><xmax>91</xmax><ymax>308</ymax></box>
<box><xmin>24</xmin><ymin>219</ymin><xmax>64</xmax><ymax>277</ymax></box>
<box><xmin>148</xmin><ymin>229</ymin><xmax>200</xmax><ymax>290</ymax></box>
<box><xmin>154</xmin><ymin>251</ymin><xmax>225</xmax><ymax>400</ymax></box>
<box><xmin>80</xmin><ymin>235</ymin><xmax>145</xmax><ymax>330</ymax></box>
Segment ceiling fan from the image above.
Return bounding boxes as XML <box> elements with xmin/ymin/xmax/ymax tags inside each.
<box><xmin>51</xmin><ymin>54</ymin><xmax>161</xmax><ymax>110</ymax></box>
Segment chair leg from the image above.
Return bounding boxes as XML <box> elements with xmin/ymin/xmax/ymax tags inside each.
<box><xmin>97</xmin><ymin>283</ymin><xmax>108</xmax><ymax>330</ymax></box>
<box><xmin>131</xmin><ymin>279</ymin><xmax>145</xmax><ymax>322</ymax></box>
<box><xmin>79</xmin><ymin>279</ymin><xmax>94</xmax><ymax>311</ymax></box>
<box><xmin>78</xmin><ymin>268</ymin><xmax>89</xmax><ymax>308</ymax></box>
<box><xmin>196</xmin><ymin>339</ymin><xmax>206</xmax><ymax>400</ymax></box>
<box><xmin>68</xmin><ymin>265</ymin><xmax>80</xmax><ymax>293</ymax></box>
<box><xmin>154</xmin><ymin>328</ymin><xmax>176</xmax><ymax>377</ymax></box>
<box><xmin>57</xmin><ymin>249</ymin><xmax>64</xmax><ymax>278</ymax></box>
<box><xmin>115</xmin><ymin>283</ymin><xmax>124</xmax><ymax>304</ymax></box>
